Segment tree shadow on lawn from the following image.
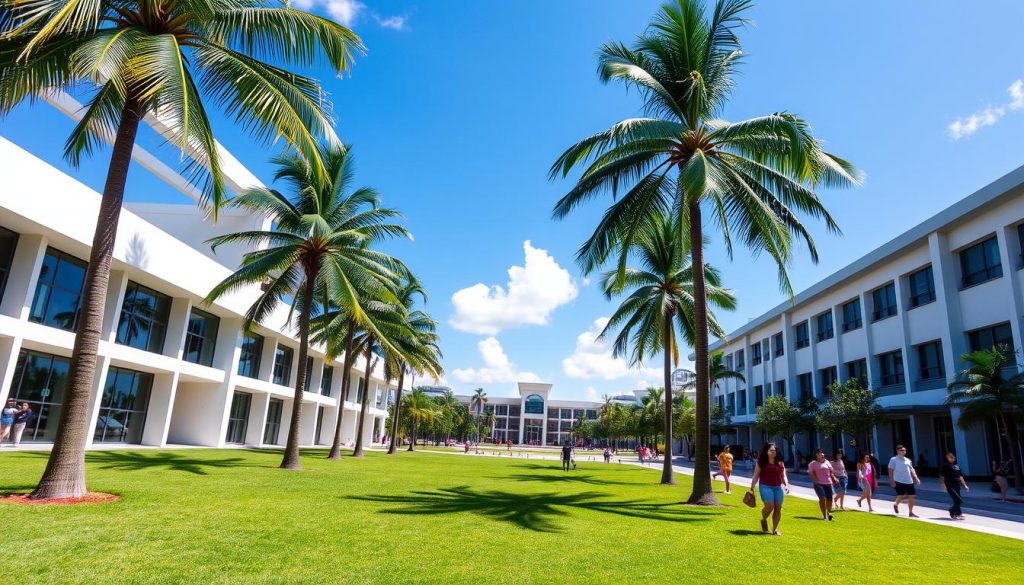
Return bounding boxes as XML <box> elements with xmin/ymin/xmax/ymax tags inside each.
<box><xmin>349</xmin><ymin>486</ymin><xmax>715</xmax><ymax>533</ymax></box>
<box><xmin>84</xmin><ymin>451</ymin><xmax>255</xmax><ymax>475</ymax></box>
<box><xmin>496</xmin><ymin>473</ymin><xmax>636</xmax><ymax>487</ymax></box>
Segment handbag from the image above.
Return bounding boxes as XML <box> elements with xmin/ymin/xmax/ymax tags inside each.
<box><xmin>742</xmin><ymin>490</ymin><xmax>756</xmax><ymax>508</ymax></box>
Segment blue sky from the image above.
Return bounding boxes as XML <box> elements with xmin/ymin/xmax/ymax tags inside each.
<box><xmin>5</xmin><ymin>0</ymin><xmax>1024</xmax><ymax>401</ymax></box>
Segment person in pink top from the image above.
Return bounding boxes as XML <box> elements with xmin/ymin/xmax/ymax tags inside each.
<box><xmin>807</xmin><ymin>448</ymin><xmax>839</xmax><ymax>521</ymax></box>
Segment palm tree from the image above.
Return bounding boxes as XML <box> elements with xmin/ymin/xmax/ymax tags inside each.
<box><xmin>946</xmin><ymin>345</ymin><xmax>1024</xmax><ymax>493</ymax></box>
<box><xmin>403</xmin><ymin>388</ymin><xmax>438</xmax><ymax>451</ymax></box>
<box><xmin>470</xmin><ymin>388</ymin><xmax>487</xmax><ymax>442</ymax></box>
<box><xmin>550</xmin><ymin>0</ymin><xmax>859</xmax><ymax>504</ymax></box>
<box><xmin>2</xmin><ymin>0</ymin><xmax>362</xmax><ymax>500</ymax></box>
<box><xmin>600</xmin><ymin>214</ymin><xmax>735</xmax><ymax>484</ymax></box>
<box><xmin>206</xmin><ymin>145</ymin><xmax>409</xmax><ymax>470</ymax></box>
<box><xmin>482</xmin><ymin>410</ymin><xmax>498</xmax><ymax>443</ymax></box>
<box><xmin>708</xmin><ymin>351</ymin><xmax>745</xmax><ymax>390</ymax></box>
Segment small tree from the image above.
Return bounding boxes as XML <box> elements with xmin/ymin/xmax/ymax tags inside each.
<box><xmin>756</xmin><ymin>395</ymin><xmax>817</xmax><ymax>470</ymax></box>
<box><xmin>817</xmin><ymin>379</ymin><xmax>885</xmax><ymax>457</ymax></box>
<box><xmin>572</xmin><ymin>419</ymin><xmax>596</xmax><ymax>444</ymax></box>
<box><xmin>674</xmin><ymin>397</ymin><xmax>696</xmax><ymax>460</ymax></box>
<box><xmin>710</xmin><ymin>403</ymin><xmax>733</xmax><ymax>446</ymax></box>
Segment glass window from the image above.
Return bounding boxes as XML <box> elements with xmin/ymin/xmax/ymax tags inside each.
<box><xmin>586</xmin><ymin>409</ymin><xmax>597</xmax><ymax>419</ymax></box>
<box><xmin>0</xmin><ymin>226</ymin><xmax>18</xmax><ymax>303</ymax></box>
<box><xmin>735</xmin><ymin>349</ymin><xmax>745</xmax><ymax>370</ymax></box>
<box><xmin>842</xmin><ymin>299</ymin><xmax>862</xmax><ymax>332</ymax></box>
<box><xmin>752</xmin><ymin>342</ymin><xmax>762</xmax><ymax>365</ymax></box>
<box><xmin>524</xmin><ymin>394</ymin><xmax>544</xmax><ymax>414</ymax></box>
<box><xmin>774</xmin><ymin>380</ymin><xmax>785</xmax><ymax>397</ymax></box>
<box><xmin>7</xmin><ymin>350</ymin><xmax>70</xmax><ymax>442</ymax></box>
<box><xmin>304</xmin><ymin>356</ymin><xmax>314</xmax><ymax>391</ymax></box>
<box><xmin>263</xmin><ymin>398</ymin><xmax>283</xmax><ymax>444</ymax></box>
<box><xmin>94</xmin><ymin>366</ymin><xmax>152</xmax><ymax>443</ymax></box>
<box><xmin>798</xmin><ymin>372</ymin><xmax>813</xmax><ymax>401</ymax></box>
<box><xmin>794</xmin><ymin>321</ymin><xmax>810</xmax><ymax>349</ymax></box>
<box><xmin>116</xmin><ymin>281</ymin><xmax>172</xmax><ymax>353</ymax></box>
<box><xmin>967</xmin><ymin>322</ymin><xmax>1014</xmax><ymax>353</ymax></box>
<box><xmin>959</xmin><ymin>236</ymin><xmax>1003</xmax><ymax>288</ymax></box>
<box><xmin>845</xmin><ymin>358</ymin><xmax>868</xmax><ymax>385</ymax></box>
<box><xmin>29</xmin><ymin>247</ymin><xmax>88</xmax><ymax>331</ymax></box>
<box><xmin>183</xmin><ymin>308</ymin><xmax>219</xmax><ymax>366</ymax></box>
<box><xmin>820</xmin><ymin>366</ymin><xmax>838</xmax><ymax>396</ymax></box>
<box><xmin>816</xmin><ymin>311</ymin><xmax>834</xmax><ymax>342</ymax></box>
<box><xmin>320</xmin><ymin>365</ymin><xmax>334</xmax><ymax>396</ymax></box>
<box><xmin>496</xmin><ymin>405</ymin><xmax>508</xmax><ymax>416</ymax></box>
<box><xmin>272</xmin><ymin>344</ymin><xmax>293</xmax><ymax>386</ymax></box>
<box><xmin>237</xmin><ymin>332</ymin><xmax>264</xmax><ymax>378</ymax></box>
<box><xmin>916</xmin><ymin>340</ymin><xmax>944</xmax><ymax>380</ymax></box>
<box><xmin>225</xmin><ymin>391</ymin><xmax>251</xmax><ymax>444</ymax></box>
<box><xmin>907</xmin><ymin>266</ymin><xmax>936</xmax><ymax>308</ymax></box>
<box><xmin>772</xmin><ymin>333</ymin><xmax>784</xmax><ymax>357</ymax></box>
<box><xmin>509</xmin><ymin>405</ymin><xmax>521</xmax><ymax>417</ymax></box>
<box><xmin>871</xmin><ymin>283</ymin><xmax>898</xmax><ymax>321</ymax></box>
<box><xmin>754</xmin><ymin>385</ymin><xmax>764</xmax><ymax>407</ymax></box>
<box><xmin>877</xmin><ymin>350</ymin><xmax>905</xmax><ymax>387</ymax></box>
<box><xmin>736</xmin><ymin>390</ymin><xmax>746</xmax><ymax>415</ymax></box>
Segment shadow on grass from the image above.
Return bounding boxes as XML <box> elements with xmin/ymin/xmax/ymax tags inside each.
<box><xmin>727</xmin><ymin>529</ymin><xmax>769</xmax><ymax>537</ymax></box>
<box><xmin>85</xmin><ymin>451</ymin><xmax>253</xmax><ymax>475</ymax></box>
<box><xmin>349</xmin><ymin>486</ymin><xmax>714</xmax><ymax>533</ymax></box>
<box><xmin>497</xmin><ymin>473</ymin><xmax>636</xmax><ymax>487</ymax></box>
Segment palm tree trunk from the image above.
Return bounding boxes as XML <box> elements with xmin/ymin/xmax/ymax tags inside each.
<box><xmin>328</xmin><ymin>321</ymin><xmax>356</xmax><ymax>460</ymax></box>
<box><xmin>407</xmin><ymin>421</ymin><xmax>416</xmax><ymax>452</ymax></box>
<box><xmin>686</xmin><ymin>201</ymin><xmax>718</xmax><ymax>505</ymax></box>
<box><xmin>280</xmin><ymin>275</ymin><xmax>315</xmax><ymax>470</ymax></box>
<box><xmin>31</xmin><ymin>100</ymin><xmax>144</xmax><ymax>500</ymax></box>
<box><xmin>387</xmin><ymin>366</ymin><xmax>406</xmax><ymax>455</ymax></box>
<box><xmin>352</xmin><ymin>340</ymin><xmax>375</xmax><ymax>457</ymax></box>
<box><xmin>661</xmin><ymin>313</ymin><xmax>676</xmax><ymax>485</ymax></box>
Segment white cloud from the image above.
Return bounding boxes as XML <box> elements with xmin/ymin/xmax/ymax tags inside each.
<box><xmin>450</xmin><ymin>241</ymin><xmax>578</xmax><ymax>335</ymax></box>
<box><xmin>948</xmin><ymin>78</ymin><xmax>1024</xmax><ymax>139</ymax></box>
<box><xmin>584</xmin><ymin>386</ymin><xmax>600</xmax><ymax>401</ymax></box>
<box><xmin>375</xmin><ymin>14</ymin><xmax>407</xmax><ymax>30</ymax></box>
<box><xmin>325</xmin><ymin>0</ymin><xmax>364</xmax><ymax>26</ymax></box>
<box><xmin>561</xmin><ymin>317</ymin><xmax>662</xmax><ymax>381</ymax></box>
<box><xmin>451</xmin><ymin>337</ymin><xmax>540</xmax><ymax>384</ymax></box>
<box><xmin>581</xmin><ymin>276</ymin><xmax>591</xmax><ymax>287</ymax></box>
<box><xmin>289</xmin><ymin>0</ymin><xmax>406</xmax><ymax>30</ymax></box>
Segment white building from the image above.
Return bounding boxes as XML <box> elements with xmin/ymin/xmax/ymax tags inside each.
<box><xmin>461</xmin><ymin>382</ymin><xmax>602</xmax><ymax>446</ymax></box>
<box><xmin>707</xmin><ymin>164</ymin><xmax>1024</xmax><ymax>476</ymax></box>
<box><xmin>0</xmin><ymin>135</ymin><xmax>396</xmax><ymax>450</ymax></box>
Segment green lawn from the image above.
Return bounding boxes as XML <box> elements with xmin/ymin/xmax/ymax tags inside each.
<box><xmin>0</xmin><ymin>449</ymin><xmax>1020</xmax><ymax>584</ymax></box>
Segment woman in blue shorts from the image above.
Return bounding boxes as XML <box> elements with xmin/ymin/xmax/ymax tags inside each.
<box><xmin>748</xmin><ymin>442</ymin><xmax>790</xmax><ymax>536</ymax></box>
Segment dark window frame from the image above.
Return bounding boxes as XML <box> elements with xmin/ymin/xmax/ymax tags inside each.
<box><xmin>29</xmin><ymin>247</ymin><xmax>88</xmax><ymax>332</ymax></box>
<box><xmin>183</xmin><ymin>308</ymin><xmax>219</xmax><ymax>367</ymax></box>
<box><xmin>794</xmin><ymin>321</ymin><xmax>810</xmax><ymax>349</ymax></box>
<box><xmin>0</xmin><ymin>226</ymin><xmax>19</xmax><ymax>303</ymax></box>
<box><xmin>237</xmin><ymin>332</ymin><xmax>264</xmax><ymax>378</ymax></box>
<box><xmin>959</xmin><ymin>236</ymin><xmax>1003</xmax><ymax>288</ymax></box>
<box><xmin>841</xmin><ymin>299</ymin><xmax>862</xmax><ymax>332</ymax></box>
<box><xmin>907</xmin><ymin>266</ymin><xmax>936</xmax><ymax>308</ymax></box>
<box><xmin>116</xmin><ymin>280</ymin><xmax>172</xmax><ymax>354</ymax></box>
<box><xmin>967</xmin><ymin>322</ymin><xmax>1015</xmax><ymax>353</ymax></box>
<box><xmin>816</xmin><ymin>311</ymin><xmax>834</xmax><ymax>342</ymax></box>
<box><xmin>872</xmin><ymin>283</ymin><xmax>898</xmax><ymax>321</ymax></box>
<box><xmin>916</xmin><ymin>340</ymin><xmax>944</xmax><ymax>380</ymax></box>
<box><xmin>272</xmin><ymin>344</ymin><xmax>294</xmax><ymax>386</ymax></box>
<box><xmin>752</xmin><ymin>342</ymin><xmax>762</xmax><ymax>365</ymax></box>
<box><xmin>877</xmin><ymin>350</ymin><xmax>905</xmax><ymax>387</ymax></box>
<box><xmin>773</xmin><ymin>333</ymin><xmax>785</xmax><ymax>357</ymax></box>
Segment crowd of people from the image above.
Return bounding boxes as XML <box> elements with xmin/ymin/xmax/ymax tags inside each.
<box><xmin>0</xmin><ymin>399</ymin><xmax>33</xmax><ymax>447</ymax></box>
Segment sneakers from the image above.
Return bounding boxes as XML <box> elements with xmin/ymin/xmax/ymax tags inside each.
<box><xmin>908</xmin><ymin>513</ymin><xmax>919</xmax><ymax>518</ymax></box>
<box><xmin>893</xmin><ymin>504</ymin><xmax>899</xmax><ymax>515</ymax></box>
<box><xmin>827</xmin><ymin>514</ymin><xmax>834</xmax><ymax>521</ymax></box>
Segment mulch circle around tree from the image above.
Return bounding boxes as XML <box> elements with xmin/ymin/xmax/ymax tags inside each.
<box><xmin>0</xmin><ymin>492</ymin><xmax>119</xmax><ymax>505</ymax></box>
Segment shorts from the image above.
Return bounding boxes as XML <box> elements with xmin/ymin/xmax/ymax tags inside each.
<box><xmin>834</xmin><ymin>476</ymin><xmax>848</xmax><ymax>493</ymax></box>
<box><xmin>758</xmin><ymin>485</ymin><xmax>785</xmax><ymax>505</ymax></box>
<box><xmin>894</xmin><ymin>482</ymin><xmax>916</xmax><ymax>496</ymax></box>
<box><xmin>813</xmin><ymin>483</ymin><xmax>834</xmax><ymax>499</ymax></box>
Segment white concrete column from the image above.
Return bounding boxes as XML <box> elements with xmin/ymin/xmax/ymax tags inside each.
<box><xmin>928</xmin><ymin>232</ymin><xmax>967</xmax><ymax>380</ymax></box>
<box><xmin>162</xmin><ymin>297</ymin><xmax>192</xmax><ymax>360</ymax></box>
<box><xmin>0</xmin><ymin>233</ymin><xmax>47</xmax><ymax>319</ymax></box>
<box><xmin>247</xmin><ymin>392</ymin><xmax>270</xmax><ymax>446</ymax></box>
<box><xmin>100</xmin><ymin>270</ymin><xmax>129</xmax><ymax>343</ymax></box>
<box><xmin>142</xmin><ymin>372</ymin><xmax>178</xmax><ymax>446</ymax></box>
<box><xmin>892</xmin><ymin>276</ymin><xmax>913</xmax><ymax>394</ymax></box>
<box><xmin>83</xmin><ymin>356</ymin><xmax>113</xmax><ymax>447</ymax></box>
<box><xmin>0</xmin><ymin>337</ymin><xmax>24</xmax><ymax>404</ymax></box>
<box><xmin>258</xmin><ymin>336</ymin><xmax>277</xmax><ymax>384</ymax></box>
<box><xmin>860</xmin><ymin>291</ymin><xmax>878</xmax><ymax>388</ymax></box>
<box><xmin>298</xmin><ymin>400</ymin><xmax>317</xmax><ymax>446</ymax></box>
<box><xmin>995</xmin><ymin>225</ymin><xmax>1024</xmax><ymax>365</ymax></box>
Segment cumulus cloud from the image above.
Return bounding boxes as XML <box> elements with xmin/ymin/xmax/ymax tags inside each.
<box><xmin>584</xmin><ymin>386</ymin><xmax>600</xmax><ymax>401</ymax></box>
<box><xmin>375</xmin><ymin>14</ymin><xmax>407</xmax><ymax>29</ymax></box>
<box><xmin>451</xmin><ymin>337</ymin><xmax>540</xmax><ymax>384</ymax></box>
<box><xmin>948</xmin><ymin>78</ymin><xmax>1024</xmax><ymax>139</ymax></box>
<box><xmin>290</xmin><ymin>0</ymin><xmax>406</xmax><ymax>30</ymax></box>
<box><xmin>561</xmin><ymin>317</ymin><xmax>661</xmax><ymax>381</ymax></box>
<box><xmin>450</xmin><ymin>241</ymin><xmax>578</xmax><ymax>335</ymax></box>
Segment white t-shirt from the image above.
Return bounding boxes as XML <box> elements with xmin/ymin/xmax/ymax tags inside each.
<box><xmin>888</xmin><ymin>455</ymin><xmax>915</xmax><ymax>484</ymax></box>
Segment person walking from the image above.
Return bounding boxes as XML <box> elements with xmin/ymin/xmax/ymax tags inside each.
<box><xmin>856</xmin><ymin>452</ymin><xmax>876</xmax><ymax>512</ymax></box>
<box><xmin>888</xmin><ymin>445</ymin><xmax>922</xmax><ymax>517</ymax></box>
<box><xmin>939</xmin><ymin>451</ymin><xmax>970</xmax><ymax>520</ymax></box>
<box><xmin>992</xmin><ymin>459</ymin><xmax>1010</xmax><ymax>501</ymax></box>
<box><xmin>603</xmin><ymin>447</ymin><xmax>611</xmax><ymax>464</ymax></box>
<box><xmin>748</xmin><ymin>442</ymin><xmax>790</xmax><ymax>536</ymax></box>
<box><xmin>11</xmin><ymin>402</ymin><xmax>32</xmax><ymax>447</ymax></box>
<box><xmin>717</xmin><ymin>445</ymin><xmax>734</xmax><ymax>494</ymax></box>
<box><xmin>561</xmin><ymin>443</ymin><xmax>573</xmax><ymax>472</ymax></box>
<box><xmin>808</xmin><ymin>449</ymin><xmax>838</xmax><ymax>521</ymax></box>
<box><xmin>0</xmin><ymin>399</ymin><xmax>16</xmax><ymax>446</ymax></box>
<box><xmin>832</xmin><ymin>451</ymin><xmax>848</xmax><ymax>511</ymax></box>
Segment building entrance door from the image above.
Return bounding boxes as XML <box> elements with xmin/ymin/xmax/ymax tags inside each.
<box><xmin>524</xmin><ymin>419</ymin><xmax>543</xmax><ymax>445</ymax></box>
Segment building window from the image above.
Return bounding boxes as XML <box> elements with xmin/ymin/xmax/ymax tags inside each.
<box><xmin>871</xmin><ymin>283</ymin><xmax>898</xmax><ymax>321</ymax></box>
<box><xmin>751</xmin><ymin>342</ymin><xmax>762</xmax><ymax>365</ymax></box>
<box><xmin>183</xmin><ymin>308</ymin><xmax>219</xmax><ymax>367</ymax></box>
<box><xmin>116</xmin><ymin>281</ymin><xmax>172</xmax><ymax>353</ymax></box>
<box><xmin>841</xmin><ymin>299</ymin><xmax>862</xmax><ymax>332</ymax></box>
<box><xmin>0</xmin><ymin>226</ymin><xmax>19</xmax><ymax>302</ymax></box>
<box><xmin>94</xmin><ymin>366</ymin><xmax>152</xmax><ymax>443</ymax></box>
<box><xmin>820</xmin><ymin>366</ymin><xmax>838</xmax><ymax>396</ymax></box>
<box><xmin>907</xmin><ymin>266</ymin><xmax>936</xmax><ymax>308</ymax></box>
<box><xmin>524</xmin><ymin>394</ymin><xmax>544</xmax><ymax>415</ymax></box>
<box><xmin>794</xmin><ymin>321</ymin><xmax>810</xmax><ymax>349</ymax></box>
<box><xmin>774</xmin><ymin>380</ymin><xmax>786</xmax><ymax>397</ymax></box>
<box><xmin>967</xmin><ymin>322</ymin><xmax>1014</xmax><ymax>353</ymax></box>
<box><xmin>772</xmin><ymin>333</ymin><xmax>784</xmax><ymax>357</ymax></box>
<box><xmin>877</xmin><ymin>350</ymin><xmax>905</xmax><ymax>387</ymax></box>
<box><xmin>225</xmin><ymin>391</ymin><xmax>251</xmax><ymax>444</ymax></box>
<box><xmin>726</xmin><ymin>392</ymin><xmax>735</xmax><ymax>415</ymax></box>
<box><xmin>845</xmin><ymin>358</ymin><xmax>868</xmax><ymax>385</ymax></box>
<box><xmin>320</xmin><ymin>365</ymin><xmax>334</xmax><ymax>396</ymax></box>
<box><xmin>29</xmin><ymin>247</ymin><xmax>87</xmax><ymax>331</ymax></box>
<box><xmin>737</xmin><ymin>390</ymin><xmax>746</xmax><ymax>415</ymax></box>
<box><xmin>7</xmin><ymin>350</ymin><xmax>69</xmax><ymax>442</ymax></box>
<box><xmin>273</xmin><ymin>345</ymin><xmax>294</xmax><ymax>386</ymax></box>
<box><xmin>263</xmin><ymin>398</ymin><xmax>283</xmax><ymax>444</ymax></box>
<box><xmin>798</xmin><ymin>372</ymin><xmax>813</xmax><ymax>401</ymax></box>
<box><xmin>934</xmin><ymin>415</ymin><xmax>956</xmax><ymax>459</ymax></box>
<box><xmin>916</xmin><ymin>340</ymin><xmax>944</xmax><ymax>380</ymax></box>
<box><xmin>816</xmin><ymin>311</ymin><xmax>834</xmax><ymax>342</ymax></box>
<box><xmin>754</xmin><ymin>385</ymin><xmax>764</xmax><ymax>407</ymax></box>
<box><xmin>959</xmin><ymin>236</ymin><xmax>1002</xmax><ymax>288</ymax></box>
<box><xmin>237</xmin><ymin>332</ymin><xmax>264</xmax><ymax>378</ymax></box>
<box><xmin>735</xmin><ymin>349</ymin><xmax>745</xmax><ymax>370</ymax></box>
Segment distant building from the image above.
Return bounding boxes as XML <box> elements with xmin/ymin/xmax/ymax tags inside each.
<box><xmin>457</xmin><ymin>382</ymin><xmax>602</xmax><ymax>446</ymax></box>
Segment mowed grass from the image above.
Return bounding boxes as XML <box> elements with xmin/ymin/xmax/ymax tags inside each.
<box><xmin>0</xmin><ymin>449</ymin><xmax>1020</xmax><ymax>584</ymax></box>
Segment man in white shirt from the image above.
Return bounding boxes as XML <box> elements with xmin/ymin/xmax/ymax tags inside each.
<box><xmin>888</xmin><ymin>444</ymin><xmax>921</xmax><ymax>518</ymax></box>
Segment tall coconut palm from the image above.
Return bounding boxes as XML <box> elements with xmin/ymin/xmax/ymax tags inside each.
<box><xmin>600</xmin><ymin>214</ymin><xmax>735</xmax><ymax>484</ymax></box>
<box><xmin>206</xmin><ymin>145</ymin><xmax>409</xmax><ymax>470</ymax></box>
<box><xmin>2</xmin><ymin>0</ymin><xmax>362</xmax><ymax>499</ymax></box>
<box><xmin>551</xmin><ymin>0</ymin><xmax>859</xmax><ymax>504</ymax></box>
<box><xmin>708</xmin><ymin>351</ymin><xmax>745</xmax><ymax>390</ymax></box>
<box><xmin>946</xmin><ymin>345</ymin><xmax>1024</xmax><ymax>493</ymax></box>
<box><xmin>470</xmin><ymin>387</ymin><xmax>487</xmax><ymax>442</ymax></box>
<box><xmin>403</xmin><ymin>388</ymin><xmax>438</xmax><ymax>451</ymax></box>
